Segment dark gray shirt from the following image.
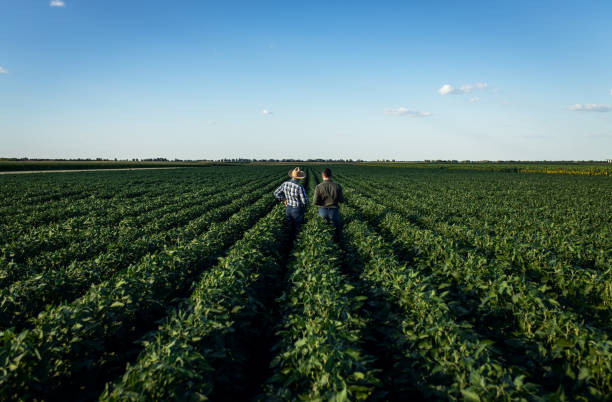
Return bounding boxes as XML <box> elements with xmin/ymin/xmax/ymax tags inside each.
<box><xmin>313</xmin><ymin>180</ymin><xmax>345</xmax><ymax>208</ymax></box>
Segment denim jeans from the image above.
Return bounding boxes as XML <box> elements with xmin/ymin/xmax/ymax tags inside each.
<box><xmin>286</xmin><ymin>206</ymin><xmax>305</xmax><ymax>238</ymax></box>
<box><xmin>318</xmin><ymin>207</ymin><xmax>341</xmax><ymax>238</ymax></box>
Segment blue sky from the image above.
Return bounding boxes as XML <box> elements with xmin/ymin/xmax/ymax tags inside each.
<box><xmin>1</xmin><ymin>1</ymin><xmax>611</xmax><ymax>160</ymax></box>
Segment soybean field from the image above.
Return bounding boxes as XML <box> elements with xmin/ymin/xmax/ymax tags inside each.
<box><xmin>0</xmin><ymin>165</ymin><xmax>610</xmax><ymax>401</ymax></box>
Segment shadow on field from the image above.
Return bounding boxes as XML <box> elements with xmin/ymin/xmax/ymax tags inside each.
<box><xmin>337</xmin><ymin>232</ymin><xmax>427</xmax><ymax>401</ymax></box>
<box><xmin>208</xmin><ymin>233</ymin><xmax>293</xmax><ymax>401</ymax></box>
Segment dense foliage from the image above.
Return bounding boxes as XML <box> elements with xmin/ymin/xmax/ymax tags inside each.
<box><xmin>360</xmin><ymin>162</ymin><xmax>612</xmax><ymax>176</ymax></box>
<box><xmin>0</xmin><ymin>165</ymin><xmax>609</xmax><ymax>400</ymax></box>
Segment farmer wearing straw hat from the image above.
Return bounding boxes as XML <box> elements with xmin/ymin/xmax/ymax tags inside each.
<box><xmin>274</xmin><ymin>167</ymin><xmax>309</xmax><ymax>237</ymax></box>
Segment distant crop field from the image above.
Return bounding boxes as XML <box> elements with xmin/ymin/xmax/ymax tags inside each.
<box><xmin>0</xmin><ymin>160</ymin><xmax>222</xmax><ymax>172</ymax></box>
<box><xmin>360</xmin><ymin>162</ymin><xmax>612</xmax><ymax>176</ymax></box>
<box><xmin>0</xmin><ymin>166</ymin><xmax>610</xmax><ymax>400</ymax></box>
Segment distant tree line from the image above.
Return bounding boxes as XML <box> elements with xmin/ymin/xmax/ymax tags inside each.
<box><xmin>2</xmin><ymin>157</ymin><xmax>208</xmax><ymax>162</ymax></box>
<box><xmin>215</xmin><ymin>158</ymin><xmax>364</xmax><ymax>163</ymax></box>
<box><xmin>0</xmin><ymin>157</ymin><xmax>607</xmax><ymax>164</ymax></box>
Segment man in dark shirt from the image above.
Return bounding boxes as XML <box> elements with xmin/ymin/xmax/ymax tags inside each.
<box><xmin>313</xmin><ymin>168</ymin><xmax>345</xmax><ymax>236</ymax></box>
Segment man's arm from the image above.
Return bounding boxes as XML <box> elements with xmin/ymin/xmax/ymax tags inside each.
<box><xmin>312</xmin><ymin>185</ymin><xmax>321</xmax><ymax>206</ymax></box>
<box><xmin>274</xmin><ymin>183</ymin><xmax>285</xmax><ymax>201</ymax></box>
<box><xmin>337</xmin><ymin>184</ymin><xmax>345</xmax><ymax>203</ymax></box>
<box><xmin>299</xmin><ymin>185</ymin><xmax>309</xmax><ymax>206</ymax></box>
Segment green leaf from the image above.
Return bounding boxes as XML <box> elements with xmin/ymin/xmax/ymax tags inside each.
<box><xmin>513</xmin><ymin>375</ymin><xmax>525</xmax><ymax>388</ymax></box>
<box><xmin>460</xmin><ymin>389</ymin><xmax>481</xmax><ymax>402</ymax></box>
<box><xmin>332</xmin><ymin>387</ymin><xmax>348</xmax><ymax>402</ymax></box>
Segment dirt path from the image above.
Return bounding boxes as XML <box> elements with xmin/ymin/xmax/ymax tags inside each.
<box><xmin>0</xmin><ymin>167</ymin><xmax>184</xmax><ymax>175</ymax></box>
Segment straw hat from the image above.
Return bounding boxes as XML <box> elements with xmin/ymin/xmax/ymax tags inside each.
<box><xmin>288</xmin><ymin>167</ymin><xmax>306</xmax><ymax>180</ymax></box>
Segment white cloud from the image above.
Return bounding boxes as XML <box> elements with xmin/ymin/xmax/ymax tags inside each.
<box><xmin>50</xmin><ymin>1</ymin><xmax>65</xmax><ymax>7</ymax></box>
<box><xmin>469</xmin><ymin>97</ymin><xmax>480</xmax><ymax>103</ymax></box>
<box><xmin>439</xmin><ymin>82</ymin><xmax>488</xmax><ymax>95</ymax></box>
<box><xmin>0</xmin><ymin>66</ymin><xmax>7</xmax><ymax>74</ymax></box>
<box><xmin>569</xmin><ymin>104</ymin><xmax>612</xmax><ymax>112</ymax></box>
<box><xmin>384</xmin><ymin>107</ymin><xmax>431</xmax><ymax>117</ymax></box>
<box><xmin>438</xmin><ymin>84</ymin><xmax>457</xmax><ymax>95</ymax></box>
<box><xmin>262</xmin><ymin>109</ymin><xmax>273</xmax><ymax>115</ymax></box>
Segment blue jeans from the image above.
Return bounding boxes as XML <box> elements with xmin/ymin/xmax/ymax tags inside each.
<box><xmin>318</xmin><ymin>207</ymin><xmax>341</xmax><ymax>237</ymax></box>
<box><xmin>286</xmin><ymin>206</ymin><xmax>305</xmax><ymax>238</ymax></box>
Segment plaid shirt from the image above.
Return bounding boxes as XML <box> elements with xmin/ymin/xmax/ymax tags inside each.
<box><xmin>274</xmin><ymin>179</ymin><xmax>309</xmax><ymax>207</ymax></box>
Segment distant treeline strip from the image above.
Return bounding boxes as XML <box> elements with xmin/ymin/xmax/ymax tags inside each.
<box><xmin>0</xmin><ymin>161</ymin><xmax>231</xmax><ymax>172</ymax></box>
<box><xmin>360</xmin><ymin>162</ymin><xmax>612</xmax><ymax>176</ymax></box>
<box><xmin>1</xmin><ymin>160</ymin><xmax>610</xmax><ymax>175</ymax></box>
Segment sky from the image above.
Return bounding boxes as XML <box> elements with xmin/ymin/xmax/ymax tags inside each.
<box><xmin>1</xmin><ymin>0</ymin><xmax>611</xmax><ymax>160</ymax></box>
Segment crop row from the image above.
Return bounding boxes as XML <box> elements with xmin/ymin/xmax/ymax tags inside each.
<box><xmin>0</xmin><ymin>174</ymin><xmax>274</xmax><ymax>290</ymax></box>
<box><xmin>0</xmin><ymin>178</ymin><xmax>283</xmax><ymax>331</ymax></box>
<box><xmin>418</xmin><ymin>215</ymin><xmax>612</xmax><ymax>311</ymax></box>
<box><xmin>1</xmin><ymin>179</ymin><xmax>174</xmax><ymax>229</ymax></box>
<box><xmin>358</xmin><ymin>162</ymin><xmax>612</xmax><ymax>176</ymax></box>
<box><xmin>262</xmin><ymin>211</ymin><xmax>379</xmax><ymax>401</ymax></box>
<box><xmin>0</xmin><ymin>167</ymin><xmax>269</xmax><ymax>228</ymax></box>
<box><xmin>339</xmin><ymin>172</ymin><xmax>610</xmax><ymax>270</ymax></box>
<box><xmin>101</xmin><ymin>204</ymin><xmax>289</xmax><ymax>400</ymax></box>
<box><xmin>0</xmin><ymin>171</ymin><xmax>268</xmax><ymax>252</ymax></box>
<box><xmin>0</xmin><ymin>171</ymin><xmax>168</xmax><ymax>213</ymax></box>
<box><xmin>342</xmin><ymin>189</ymin><xmax>612</xmax><ymax>399</ymax></box>
<box><xmin>0</xmin><ymin>166</ymin><xmax>271</xmax><ymax>222</ymax></box>
<box><xmin>340</xmin><ymin>166</ymin><xmax>609</xmax><ymax>236</ymax></box>
<box><xmin>340</xmin><ymin>205</ymin><xmax>537</xmax><ymax>400</ymax></box>
<box><xmin>0</xmin><ymin>166</ymin><xmax>207</xmax><ymax>208</ymax></box>
<box><xmin>0</xmin><ymin>188</ymin><xmax>278</xmax><ymax>400</ymax></box>
<box><xmin>4</xmin><ymin>174</ymin><xmax>273</xmax><ymax>275</ymax></box>
<box><xmin>339</xmin><ymin>175</ymin><xmax>612</xmax><ymax>311</ymax></box>
<box><xmin>0</xmin><ymin>179</ymin><xmax>106</xmax><ymax>209</ymax></box>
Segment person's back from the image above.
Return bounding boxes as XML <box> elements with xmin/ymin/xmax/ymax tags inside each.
<box><xmin>313</xmin><ymin>180</ymin><xmax>344</xmax><ymax>208</ymax></box>
<box><xmin>274</xmin><ymin>167</ymin><xmax>308</xmax><ymax>238</ymax></box>
<box><xmin>313</xmin><ymin>168</ymin><xmax>344</xmax><ymax>237</ymax></box>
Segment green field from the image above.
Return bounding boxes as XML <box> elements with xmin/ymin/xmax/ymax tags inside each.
<box><xmin>0</xmin><ymin>160</ymin><xmax>224</xmax><ymax>171</ymax></box>
<box><xmin>0</xmin><ymin>166</ymin><xmax>610</xmax><ymax>401</ymax></box>
<box><xmin>2</xmin><ymin>160</ymin><xmax>610</xmax><ymax>176</ymax></box>
<box><xmin>360</xmin><ymin>162</ymin><xmax>612</xmax><ymax>176</ymax></box>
